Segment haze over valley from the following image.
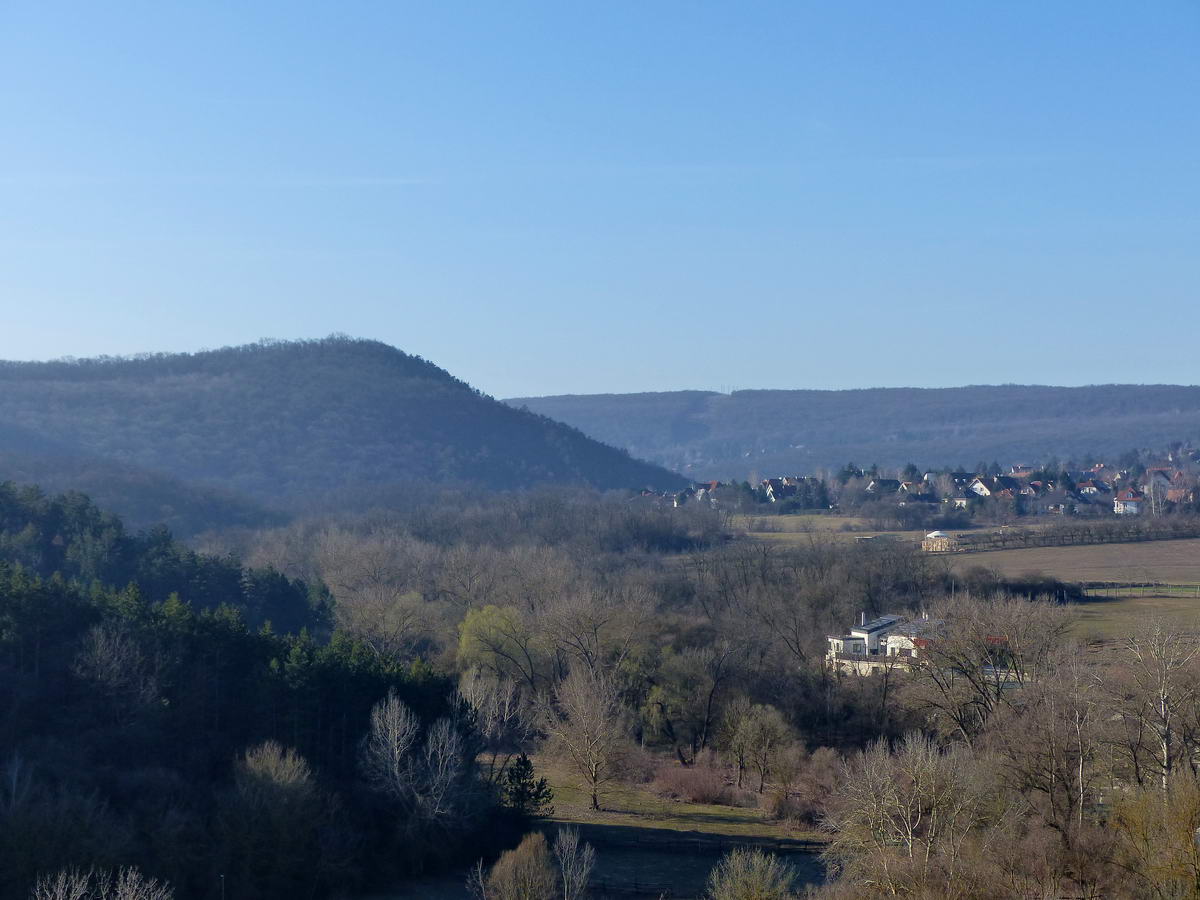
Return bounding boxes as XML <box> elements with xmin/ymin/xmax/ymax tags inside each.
<box><xmin>509</xmin><ymin>385</ymin><xmax>1200</xmax><ymax>480</ymax></box>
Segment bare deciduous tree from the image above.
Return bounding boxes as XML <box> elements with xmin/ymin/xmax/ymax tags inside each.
<box><xmin>542</xmin><ymin>585</ymin><xmax>652</xmax><ymax>676</ymax></box>
<box><xmin>539</xmin><ymin>667</ymin><xmax>628</xmax><ymax>811</ymax></box>
<box><xmin>317</xmin><ymin>527</ymin><xmax>437</xmax><ymax>660</ymax></box>
<box><xmin>553</xmin><ymin>827</ymin><xmax>596</xmax><ymax>900</ymax></box>
<box><xmin>73</xmin><ymin>624</ymin><xmax>158</xmax><ymax>723</ymax></box>
<box><xmin>824</xmin><ymin>733</ymin><xmax>1005</xmax><ymax>895</ymax></box>
<box><xmin>459</xmin><ymin>669</ymin><xmax>532</xmax><ymax>783</ymax></box>
<box><xmin>1103</xmin><ymin>621</ymin><xmax>1200</xmax><ymax>793</ymax></box>
<box><xmin>742</xmin><ymin>704</ymin><xmax>791</xmax><ymax>794</ymax></box>
<box><xmin>904</xmin><ymin>594</ymin><xmax>1072</xmax><ymax>743</ymax></box>
<box><xmin>418</xmin><ymin>717</ymin><xmax>465</xmax><ymax>826</ymax></box>
<box><xmin>359</xmin><ymin>690</ymin><xmax>481</xmax><ymax>839</ymax></box>
<box><xmin>359</xmin><ymin>688</ymin><xmax>421</xmax><ymax>801</ymax></box>
<box><xmin>32</xmin><ymin>868</ymin><xmax>173</xmax><ymax>900</ymax></box>
<box><xmin>992</xmin><ymin>646</ymin><xmax>1103</xmax><ymax>846</ymax></box>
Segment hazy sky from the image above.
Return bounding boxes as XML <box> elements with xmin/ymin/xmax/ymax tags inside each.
<box><xmin>2</xmin><ymin>2</ymin><xmax>1197</xmax><ymax>398</ymax></box>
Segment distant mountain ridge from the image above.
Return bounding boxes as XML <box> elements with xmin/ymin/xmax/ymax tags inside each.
<box><xmin>505</xmin><ymin>385</ymin><xmax>1200</xmax><ymax>480</ymax></box>
<box><xmin>0</xmin><ymin>337</ymin><xmax>684</xmax><ymax>534</ymax></box>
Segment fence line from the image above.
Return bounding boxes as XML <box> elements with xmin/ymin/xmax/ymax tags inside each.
<box><xmin>1080</xmin><ymin>581</ymin><xmax>1200</xmax><ymax>598</ymax></box>
<box><xmin>926</xmin><ymin>521</ymin><xmax>1200</xmax><ymax>555</ymax></box>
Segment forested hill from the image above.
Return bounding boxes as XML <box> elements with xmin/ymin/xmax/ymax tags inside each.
<box><xmin>0</xmin><ymin>338</ymin><xmax>684</xmax><ymax>533</ymax></box>
<box><xmin>506</xmin><ymin>385</ymin><xmax>1200</xmax><ymax>479</ymax></box>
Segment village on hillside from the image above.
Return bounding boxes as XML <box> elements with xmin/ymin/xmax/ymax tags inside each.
<box><xmin>655</xmin><ymin>443</ymin><xmax>1200</xmax><ymax>523</ymax></box>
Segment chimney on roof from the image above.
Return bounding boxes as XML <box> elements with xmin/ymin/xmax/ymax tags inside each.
<box><xmin>860</xmin><ymin>611</ymin><xmax>866</xmax><ymax>627</ymax></box>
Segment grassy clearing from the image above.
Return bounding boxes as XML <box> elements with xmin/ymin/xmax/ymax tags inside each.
<box><xmin>732</xmin><ymin>513</ymin><xmax>868</xmax><ymax>533</ymax></box>
<box><xmin>751</xmin><ymin>529</ymin><xmax>927</xmax><ymax>546</ymax></box>
<box><xmin>1073</xmin><ymin>593</ymin><xmax>1200</xmax><ymax>642</ymax></box>
<box><xmin>540</xmin><ymin>757</ymin><xmax>825</xmax><ymax>898</ymax></box>
<box><xmin>539</xmin><ymin>757</ymin><xmax>821</xmax><ymax>843</ymax></box>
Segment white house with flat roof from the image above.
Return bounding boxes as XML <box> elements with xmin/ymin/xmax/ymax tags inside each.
<box><xmin>827</xmin><ymin>614</ymin><xmax>908</xmax><ymax>673</ymax></box>
<box><xmin>827</xmin><ymin>613</ymin><xmax>941</xmax><ymax>674</ymax></box>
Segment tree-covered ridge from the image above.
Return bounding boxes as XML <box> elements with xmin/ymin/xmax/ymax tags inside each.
<box><xmin>0</xmin><ymin>337</ymin><xmax>685</xmax><ymax>532</ymax></box>
<box><xmin>508</xmin><ymin>384</ymin><xmax>1200</xmax><ymax>479</ymax></box>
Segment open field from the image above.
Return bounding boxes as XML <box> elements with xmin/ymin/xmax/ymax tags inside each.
<box><xmin>734</xmin><ymin>513</ymin><xmax>870</xmax><ymax>533</ymax></box>
<box><xmin>950</xmin><ymin>538</ymin><xmax>1200</xmax><ymax>585</ymax></box>
<box><xmin>1072</xmin><ymin>593</ymin><xmax>1200</xmax><ymax>642</ymax></box>
<box><xmin>739</xmin><ymin>513</ymin><xmax>1064</xmax><ymax>548</ymax></box>
<box><xmin>738</xmin><ymin>513</ymin><xmax>929</xmax><ymax>545</ymax></box>
<box><xmin>751</xmin><ymin>528</ymin><xmax>928</xmax><ymax>546</ymax></box>
<box><xmin>945</xmin><ymin>538</ymin><xmax>1200</xmax><ymax>641</ymax></box>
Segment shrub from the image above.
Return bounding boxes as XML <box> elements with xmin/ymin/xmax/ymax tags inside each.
<box><xmin>469</xmin><ymin>832</ymin><xmax>556</xmax><ymax>900</ymax></box>
<box><xmin>706</xmin><ymin>848</ymin><xmax>797</xmax><ymax>900</ymax></box>
<box><xmin>652</xmin><ymin>762</ymin><xmax>732</xmax><ymax>805</ymax></box>
<box><xmin>619</xmin><ymin>744</ymin><xmax>659</xmax><ymax>785</ymax></box>
<box><xmin>766</xmin><ymin>745</ymin><xmax>841</xmax><ymax>826</ymax></box>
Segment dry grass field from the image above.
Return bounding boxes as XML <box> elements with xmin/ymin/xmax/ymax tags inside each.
<box><xmin>1071</xmin><ymin>593</ymin><xmax>1200</xmax><ymax>641</ymax></box>
<box><xmin>950</xmin><ymin>538</ymin><xmax>1200</xmax><ymax>584</ymax></box>
<box><xmin>538</xmin><ymin>756</ymin><xmax>816</xmax><ymax>842</ymax></box>
<box><xmin>739</xmin><ymin>514</ymin><xmax>1058</xmax><ymax>548</ymax></box>
<box><xmin>946</xmin><ymin>538</ymin><xmax>1200</xmax><ymax>641</ymax></box>
<box><xmin>738</xmin><ymin>513</ymin><xmax>929</xmax><ymax>545</ymax></box>
<box><xmin>734</xmin><ymin>513</ymin><xmax>869</xmax><ymax>533</ymax></box>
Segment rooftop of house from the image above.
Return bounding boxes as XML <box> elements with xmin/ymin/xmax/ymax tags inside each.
<box><xmin>851</xmin><ymin>613</ymin><xmax>905</xmax><ymax>635</ymax></box>
<box><xmin>892</xmin><ymin>618</ymin><xmax>943</xmax><ymax>638</ymax></box>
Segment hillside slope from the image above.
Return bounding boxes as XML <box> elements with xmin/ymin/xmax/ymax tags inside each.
<box><xmin>0</xmin><ymin>338</ymin><xmax>684</xmax><ymax>531</ymax></box>
<box><xmin>506</xmin><ymin>385</ymin><xmax>1200</xmax><ymax>479</ymax></box>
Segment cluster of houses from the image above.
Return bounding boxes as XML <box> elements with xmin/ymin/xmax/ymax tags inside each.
<box><xmin>862</xmin><ymin>463</ymin><xmax>1198</xmax><ymax>517</ymax></box>
<box><xmin>664</xmin><ymin>457</ymin><xmax>1199</xmax><ymax>518</ymax></box>
<box><xmin>759</xmin><ymin>475</ymin><xmax>825</xmax><ymax>503</ymax></box>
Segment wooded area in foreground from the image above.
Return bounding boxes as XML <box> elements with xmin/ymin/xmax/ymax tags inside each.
<box><xmin>6</xmin><ymin>482</ymin><xmax>1200</xmax><ymax>898</ymax></box>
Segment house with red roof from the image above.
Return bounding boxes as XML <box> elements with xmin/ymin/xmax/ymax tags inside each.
<box><xmin>1113</xmin><ymin>488</ymin><xmax>1144</xmax><ymax>516</ymax></box>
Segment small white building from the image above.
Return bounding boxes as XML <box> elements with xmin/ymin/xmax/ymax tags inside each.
<box><xmin>921</xmin><ymin>531</ymin><xmax>959</xmax><ymax>552</ymax></box>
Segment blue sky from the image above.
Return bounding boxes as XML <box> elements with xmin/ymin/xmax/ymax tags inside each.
<box><xmin>1</xmin><ymin>2</ymin><xmax>1196</xmax><ymax>397</ymax></box>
